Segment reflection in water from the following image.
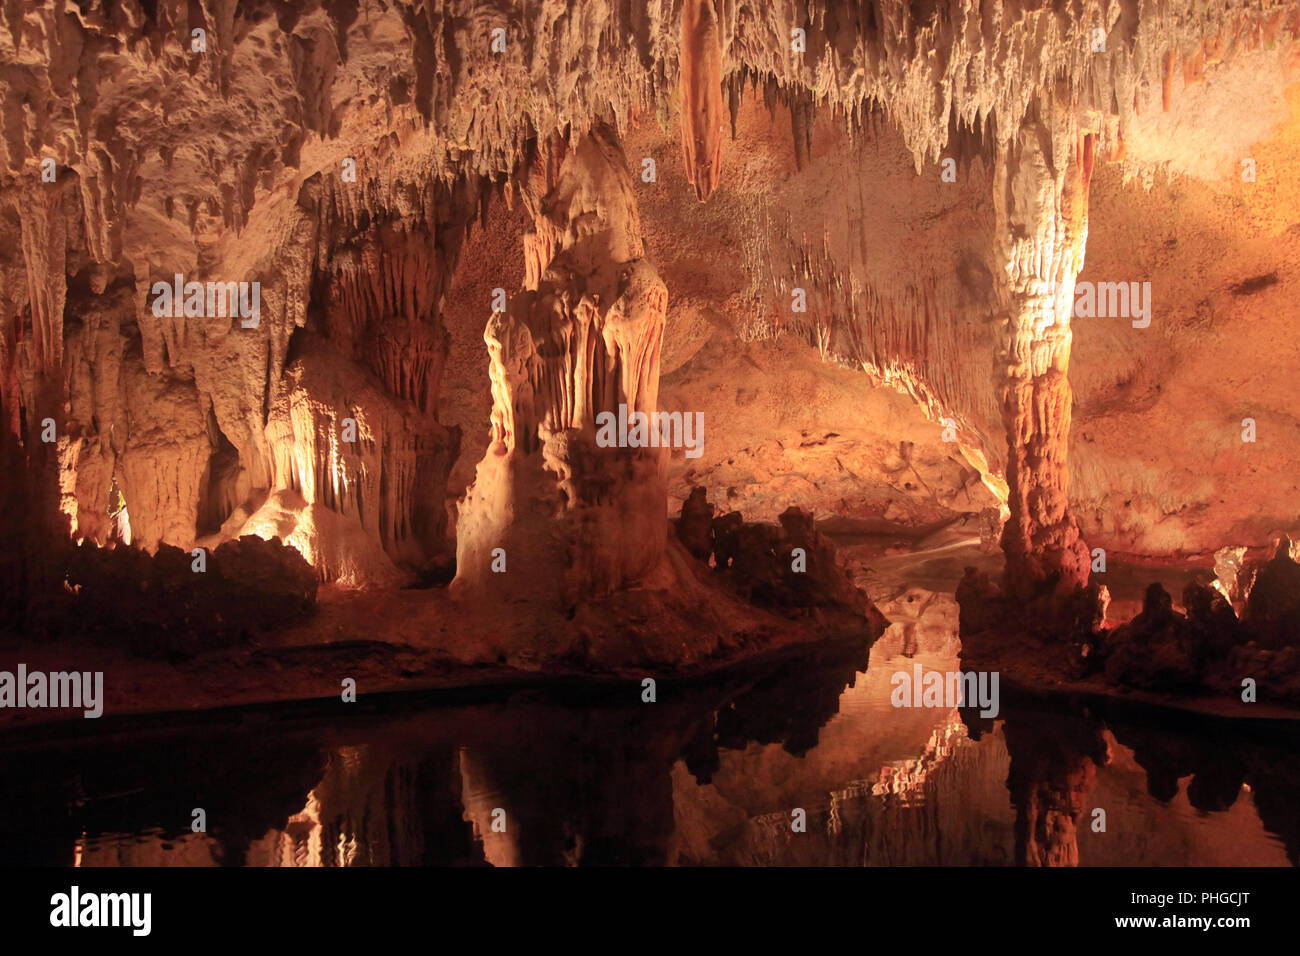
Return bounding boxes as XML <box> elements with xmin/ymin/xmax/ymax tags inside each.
<box><xmin>1002</xmin><ymin>708</ymin><xmax>1109</xmax><ymax>867</ymax></box>
<box><xmin>0</xmin><ymin>592</ymin><xmax>1295</xmax><ymax>867</ymax></box>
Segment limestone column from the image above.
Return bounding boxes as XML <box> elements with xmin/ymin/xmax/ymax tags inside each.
<box><xmin>991</xmin><ymin>96</ymin><xmax>1095</xmax><ymax>599</ymax></box>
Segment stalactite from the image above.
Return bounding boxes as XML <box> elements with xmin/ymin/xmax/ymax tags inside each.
<box><xmin>738</xmin><ymin>181</ymin><xmax>1003</xmax><ymax>465</ymax></box>
<box><xmin>790</xmin><ymin>91</ymin><xmax>815</xmax><ymax>171</ymax></box>
<box><xmin>680</xmin><ymin>0</ymin><xmax>727</xmax><ymax>201</ymax></box>
<box><xmin>227</xmin><ymin>170</ymin><xmax>479</xmax><ymax>584</ymax></box>
<box><xmin>320</xmin><ymin>222</ymin><xmax>452</xmax><ymax>415</ymax></box>
<box><xmin>6</xmin><ymin>183</ymin><xmax>74</xmax><ymax>620</ymax></box>
<box><xmin>17</xmin><ymin>186</ymin><xmax>68</xmax><ymax>374</ymax></box>
<box><xmin>3</xmin><ymin>2</ymin><xmax>1293</xmax><ymax>245</ymax></box>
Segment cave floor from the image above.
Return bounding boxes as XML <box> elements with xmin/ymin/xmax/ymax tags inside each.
<box><xmin>2</xmin><ymin>534</ymin><xmax>1291</xmax><ymax>737</ymax></box>
<box><xmin>0</xmin><ymin>566</ymin><xmax>864</xmax><ymax>735</ymax></box>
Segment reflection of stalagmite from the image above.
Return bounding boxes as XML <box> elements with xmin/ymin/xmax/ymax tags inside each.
<box><xmin>992</xmin><ymin>99</ymin><xmax>1094</xmax><ymax>599</ymax></box>
<box><xmin>458</xmin><ymin>749</ymin><xmax>521</xmax><ymax>868</ymax></box>
<box><xmin>680</xmin><ymin>0</ymin><xmax>726</xmax><ymax>201</ymax></box>
<box><xmin>456</xmin><ymin>709</ymin><xmax>683</xmax><ymax>866</ymax></box>
<box><xmin>452</xmin><ymin>126</ymin><xmax>669</xmax><ymax>608</ymax></box>
<box><xmin>246</xmin><ymin>743</ymin><xmax>483</xmax><ymax>867</ymax></box>
<box><xmin>1003</xmin><ymin>710</ymin><xmax>1109</xmax><ymax>867</ymax></box>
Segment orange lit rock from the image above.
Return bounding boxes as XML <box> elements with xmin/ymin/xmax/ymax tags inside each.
<box><xmin>680</xmin><ymin>0</ymin><xmax>726</xmax><ymax>201</ymax></box>
<box><xmin>990</xmin><ymin>101</ymin><xmax>1093</xmax><ymax>599</ymax></box>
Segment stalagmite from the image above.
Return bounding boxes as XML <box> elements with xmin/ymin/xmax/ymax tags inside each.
<box><xmin>452</xmin><ymin>126</ymin><xmax>669</xmax><ymax>608</ymax></box>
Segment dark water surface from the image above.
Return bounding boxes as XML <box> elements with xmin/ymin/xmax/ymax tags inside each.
<box><xmin>1</xmin><ymin>621</ymin><xmax>1296</xmax><ymax>867</ymax></box>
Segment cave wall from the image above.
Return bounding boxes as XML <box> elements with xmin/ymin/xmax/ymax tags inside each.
<box><xmin>1069</xmin><ymin>79</ymin><xmax>1300</xmax><ymax>558</ymax></box>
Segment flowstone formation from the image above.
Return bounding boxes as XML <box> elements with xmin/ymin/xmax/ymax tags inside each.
<box><xmin>243</xmin><ymin>173</ymin><xmax>472</xmax><ymax>586</ymax></box>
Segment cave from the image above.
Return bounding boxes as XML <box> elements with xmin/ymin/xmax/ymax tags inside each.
<box><xmin>1</xmin><ymin>0</ymin><xmax>1299</xmax><ymax>888</ymax></box>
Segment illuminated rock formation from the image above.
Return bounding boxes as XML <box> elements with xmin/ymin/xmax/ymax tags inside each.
<box><xmin>991</xmin><ymin>101</ymin><xmax>1094</xmax><ymax>599</ymax></box>
<box><xmin>452</xmin><ymin>126</ymin><xmax>670</xmax><ymax>608</ymax></box>
<box><xmin>0</xmin><ymin>0</ymin><xmax>1295</xmax><ymax>658</ymax></box>
<box><xmin>680</xmin><ymin>0</ymin><xmax>726</xmax><ymax>201</ymax></box>
<box><xmin>234</xmin><ymin>177</ymin><xmax>471</xmax><ymax>585</ymax></box>
<box><xmin>1082</xmin><ymin>559</ymin><xmax>1300</xmax><ymax>702</ymax></box>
